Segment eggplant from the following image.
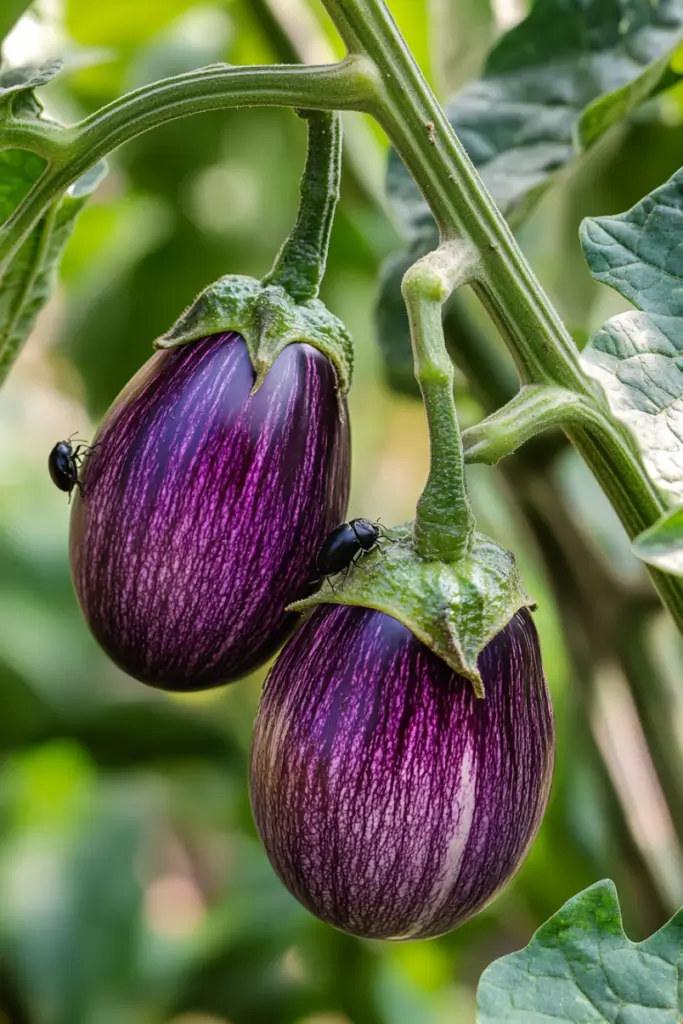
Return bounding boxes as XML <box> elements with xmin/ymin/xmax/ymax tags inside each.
<box><xmin>250</xmin><ymin>604</ymin><xmax>554</xmax><ymax>940</ymax></box>
<box><xmin>70</xmin><ymin>331</ymin><xmax>350</xmax><ymax>691</ymax></box>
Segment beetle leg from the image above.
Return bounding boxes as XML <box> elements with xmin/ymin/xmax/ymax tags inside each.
<box><xmin>71</xmin><ymin>445</ymin><xmax>86</xmax><ymax>466</ymax></box>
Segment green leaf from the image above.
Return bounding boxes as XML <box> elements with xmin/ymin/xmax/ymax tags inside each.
<box><xmin>578</xmin><ymin>62</ymin><xmax>681</xmax><ymax>151</ymax></box>
<box><xmin>476</xmin><ymin>880</ymin><xmax>683</xmax><ymax>1022</ymax></box>
<box><xmin>633</xmin><ymin>507</ymin><xmax>683</xmax><ymax>575</ymax></box>
<box><xmin>0</xmin><ymin>59</ymin><xmax>62</xmax><ymax>119</ymax></box>
<box><xmin>580</xmin><ymin>167</ymin><xmax>683</xmax><ymax>503</ymax></box>
<box><xmin>581</xmin><ymin>168</ymin><xmax>683</xmax><ymax>316</ymax></box>
<box><xmin>386</xmin><ymin>0</ymin><xmax>683</xmax><ymax>244</ymax></box>
<box><xmin>0</xmin><ymin>161</ymin><xmax>106</xmax><ymax>384</ymax></box>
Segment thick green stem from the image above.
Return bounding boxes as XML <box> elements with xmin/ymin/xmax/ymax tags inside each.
<box><xmin>319</xmin><ymin>0</ymin><xmax>587</xmax><ymax>393</ymax></box>
<box><xmin>0</xmin><ymin>120</ymin><xmax>68</xmax><ymax>159</ymax></box>
<box><xmin>263</xmin><ymin>110</ymin><xmax>342</xmax><ymax>303</ymax></box>
<box><xmin>0</xmin><ymin>56</ymin><xmax>377</xmax><ymax>280</ymax></box>
<box><xmin>402</xmin><ymin>242</ymin><xmax>478</xmax><ymax>561</ymax></box>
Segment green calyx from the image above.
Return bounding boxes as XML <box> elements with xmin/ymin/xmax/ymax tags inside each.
<box><xmin>155</xmin><ymin>274</ymin><xmax>353</xmax><ymax>394</ymax></box>
<box><xmin>156</xmin><ymin>109</ymin><xmax>351</xmax><ymax>392</ymax></box>
<box><xmin>291</xmin><ymin>523</ymin><xmax>535</xmax><ymax>698</ymax></box>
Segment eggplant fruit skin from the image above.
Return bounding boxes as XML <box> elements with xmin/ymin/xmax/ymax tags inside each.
<box><xmin>70</xmin><ymin>332</ymin><xmax>350</xmax><ymax>691</ymax></box>
<box><xmin>250</xmin><ymin>604</ymin><xmax>554</xmax><ymax>940</ymax></box>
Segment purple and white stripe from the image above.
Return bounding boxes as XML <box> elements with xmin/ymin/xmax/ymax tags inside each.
<box><xmin>70</xmin><ymin>332</ymin><xmax>350</xmax><ymax>691</ymax></box>
<box><xmin>250</xmin><ymin>605</ymin><xmax>554</xmax><ymax>940</ymax></box>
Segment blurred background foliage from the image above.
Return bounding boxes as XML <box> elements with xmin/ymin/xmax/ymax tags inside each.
<box><xmin>2</xmin><ymin>1</ymin><xmax>683</xmax><ymax>1022</ymax></box>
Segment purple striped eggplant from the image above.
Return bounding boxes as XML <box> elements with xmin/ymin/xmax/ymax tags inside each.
<box><xmin>70</xmin><ymin>331</ymin><xmax>350</xmax><ymax>691</ymax></box>
<box><xmin>250</xmin><ymin>604</ymin><xmax>554</xmax><ymax>940</ymax></box>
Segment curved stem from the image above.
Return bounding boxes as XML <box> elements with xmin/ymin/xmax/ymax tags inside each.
<box><xmin>402</xmin><ymin>242</ymin><xmax>478</xmax><ymax>561</ymax></box>
<box><xmin>0</xmin><ymin>56</ymin><xmax>378</xmax><ymax>279</ymax></box>
<box><xmin>263</xmin><ymin>109</ymin><xmax>342</xmax><ymax>302</ymax></box>
<box><xmin>462</xmin><ymin>386</ymin><xmax>625</xmax><ymax>467</ymax></box>
<box><xmin>0</xmin><ymin>119</ymin><xmax>69</xmax><ymax>159</ymax></box>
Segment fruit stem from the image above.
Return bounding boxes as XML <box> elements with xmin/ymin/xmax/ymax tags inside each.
<box><xmin>263</xmin><ymin>110</ymin><xmax>342</xmax><ymax>303</ymax></box>
<box><xmin>402</xmin><ymin>242</ymin><xmax>478</xmax><ymax>562</ymax></box>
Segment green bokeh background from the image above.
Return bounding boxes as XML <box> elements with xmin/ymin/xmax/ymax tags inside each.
<box><xmin>2</xmin><ymin>2</ymin><xmax>683</xmax><ymax>1022</ymax></box>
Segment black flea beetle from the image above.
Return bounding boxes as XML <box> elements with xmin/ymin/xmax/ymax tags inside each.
<box><xmin>48</xmin><ymin>436</ymin><xmax>96</xmax><ymax>500</ymax></box>
<box><xmin>315</xmin><ymin>518</ymin><xmax>384</xmax><ymax>584</ymax></box>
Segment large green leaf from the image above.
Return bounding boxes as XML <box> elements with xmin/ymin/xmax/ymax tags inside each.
<box><xmin>477</xmin><ymin>880</ymin><xmax>683</xmax><ymax>1022</ymax></box>
<box><xmin>580</xmin><ymin>167</ymin><xmax>683</xmax><ymax>504</ymax></box>
<box><xmin>386</xmin><ymin>0</ymin><xmax>683</xmax><ymax>247</ymax></box>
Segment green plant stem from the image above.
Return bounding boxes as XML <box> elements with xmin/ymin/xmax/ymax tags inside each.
<box><xmin>462</xmin><ymin>386</ymin><xmax>630</xmax><ymax>468</ymax></box>
<box><xmin>318</xmin><ymin>0</ymin><xmax>586</xmax><ymax>392</ymax></box>
<box><xmin>0</xmin><ymin>119</ymin><xmax>69</xmax><ymax>158</ymax></box>
<box><xmin>0</xmin><ymin>56</ymin><xmax>376</xmax><ymax>280</ymax></box>
<box><xmin>403</xmin><ymin>242</ymin><xmax>477</xmax><ymax>560</ymax></box>
<box><xmin>317</xmin><ymin>0</ymin><xmax>683</xmax><ymax>631</ymax></box>
<box><xmin>263</xmin><ymin>110</ymin><xmax>342</xmax><ymax>302</ymax></box>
